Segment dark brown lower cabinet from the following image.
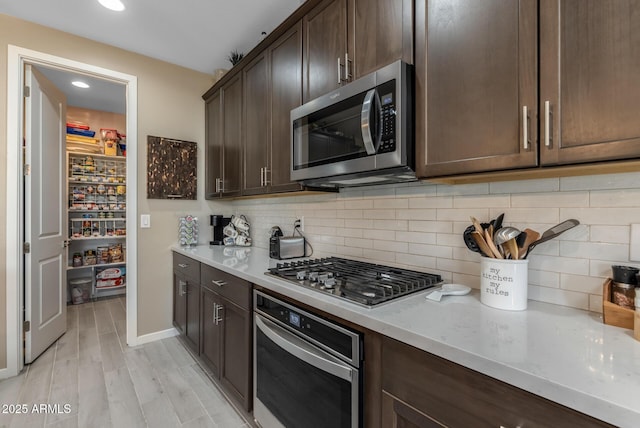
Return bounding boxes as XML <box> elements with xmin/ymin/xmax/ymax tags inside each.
<box><xmin>381</xmin><ymin>337</ymin><xmax>612</xmax><ymax>428</ymax></box>
<box><xmin>173</xmin><ymin>253</ymin><xmax>200</xmax><ymax>354</ymax></box>
<box><xmin>200</xmin><ymin>264</ymin><xmax>252</xmax><ymax>412</ymax></box>
<box><xmin>200</xmin><ymin>286</ymin><xmax>221</xmax><ymax>376</ymax></box>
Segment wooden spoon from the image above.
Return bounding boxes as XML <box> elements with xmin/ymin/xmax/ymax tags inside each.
<box><xmin>470</xmin><ymin>216</ymin><xmax>483</xmax><ymax>234</ymax></box>
<box><xmin>504</xmin><ymin>238</ymin><xmax>519</xmax><ymax>260</ymax></box>
<box><xmin>470</xmin><ymin>231</ymin><xmax>493</xmax><ymax>258</ymax></box>
<box><xmin>484</xmin><ymin>228</ymin><xmax>504</xmax><ymax>259</ymax></box>
<box><xmin>518</xmin><ymin>228</ymin><xmax>540</xmax><ymax>259</ymax></box>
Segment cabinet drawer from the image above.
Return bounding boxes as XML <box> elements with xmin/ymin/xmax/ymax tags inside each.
<box><xmin>173</xmin><ymin>253</ymin><xmax>200</xmax><ymax>282</ymax></box>
<box><xmin>201</xmin><ymin>264</ymin><xmax>251</xmax><ymax>310</ymax></box>
<box><xmin>382</xmin><ymin>337</ymin><xmax>611</xmax><ymax>428</ymax></box>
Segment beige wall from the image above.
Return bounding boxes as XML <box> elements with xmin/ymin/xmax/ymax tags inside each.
<box><xmin>0</xmin><ymin>14</ymin><xmax>222</xmax><ymax>369</ymax></box>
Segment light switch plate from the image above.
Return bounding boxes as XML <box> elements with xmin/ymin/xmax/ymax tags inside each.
<box><xmin>140</xmin><ymin>214</ymin><xmax>151</xmax><ymax>229</ymax></box>
<box><xmin>630</xmin><ymin>224</ymin><xmax>640</xmax><ymax>262</ymax></box>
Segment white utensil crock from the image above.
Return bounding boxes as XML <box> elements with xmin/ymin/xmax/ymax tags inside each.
<box><xmin>480</xmin><ymin>257</ymin><xmax>528</xmax><ymax>310</ymax></box>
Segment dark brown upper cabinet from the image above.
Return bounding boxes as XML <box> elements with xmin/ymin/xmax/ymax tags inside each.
<box><xmin>206</xmin><ymin>75</ymin><xmax>243</xmax><ymax>199</ymax></box>
<box><xmin>205</xmin><ymin>91</ymin><xmax>222</xmax><ymax>199</ymax></box>
<box><xmin>242</xmin><ymin>23</ymin><xmax>304</xmax><ymax>197</ymax></box>
<box><xmin>415</xmin><ymin>0</ymin><xmax>539</xmax><ymax>178</ymax></box>
<box><xmin>242</xmin><ymin>53</ymin><xmax>269</xmax><ymax>196</ymax></box>
<box><xmin>303</xmin><ymin>0</ymin><xmax>413</xmax><ymax>102</ymax></box>
<box><xmin>268</xmin><ymin>23</ymin><xmax>304</xmax><ymax>193</ymax></box>
<box><xmin>417</xmin><ymin>0</ymin><xmax>640</xmax><ymax>179</ymax></box>
<box><xmin>539</xmin><ymin>0</ymin><xmax>640</xmax><ymax>166</ymax></box>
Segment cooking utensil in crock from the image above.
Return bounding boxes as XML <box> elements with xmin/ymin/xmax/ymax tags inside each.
<box><xmin>471</xmin><ymin>231</ymin><xmax>493</xmax><ymax>258</ymax></box>
<box><xmin>484</xmin><ymin>228</ymin><xmax>504</xmax><ymax>259</ymax></box>
<box><xmin>518</xmin><ymin>228</ymin><xmax>540</xmax><ymax>258</ymax></box>
<box><xmin>493</xmin><ymin>226</ymin><xmax>521</xmax><ymax>246</ymax></box>
<box><xmin>523</xmin><ymin>219</ymin><xmax>580</xmax><ymax>259</ymax></box>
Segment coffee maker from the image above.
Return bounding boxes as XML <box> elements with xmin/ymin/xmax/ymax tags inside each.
<box><xmin>210</xmin><ymin>215</ymin><xmax>231</xmax><ymax>245</ymax></box>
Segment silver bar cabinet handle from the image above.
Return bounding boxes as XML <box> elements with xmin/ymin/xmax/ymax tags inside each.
<box><xmin>178</xmin><ymin>263</ymin><xmax>188</xmax><ymax>268</ymax></box>
<box><xmin>544</xmin><ymin>101</ymin><xmax>551</xmax><ymax>147</ymax></box>
<box><xmin>259</xmin><ymin>167</ymin><xmax>263</xmax><ymax>187</ymax></box>
<box><xmin>179</xmin><ymin>280</ymin><xmax>187</xmax><ymax>296</ymax></box>
<box><xmin>211</xmin><ymin>279</ymin><xmax>226</xmax><ymax>287</ymax></box>
<box><xmin>337</xmin><ymin>57</ymin><xmax>342</xmax><ymax>84</ymax></box>
<box><xmin>522</xmin><ymin>106</ymin><xmax>529</xmax><ymax>150</ymax></box>
<box><xmin>215</xmin><ymin>305</ymin><xmax>224</xmax><ymax>324</ymax></box>
<box><xmin>213</xmin><ymin>303</ymin><xmax>217</xmax><ymax>325</ymax></box>
<box><xmin>345</xmin><ymin>53</ymin><xmax>351</xmax><ymax>81</ymax></box>
<box><xmin>263</xmin><ymin>167</ymin><xmax>270</xmax><ymax>186</ymax></box>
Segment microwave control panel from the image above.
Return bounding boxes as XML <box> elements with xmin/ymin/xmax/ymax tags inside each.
<box><xmin>378</xmin><ymin>84</ymin><xmax>396</xmax><ymax>154</ymax></box>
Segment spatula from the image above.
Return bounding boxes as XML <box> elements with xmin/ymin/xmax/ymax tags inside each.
<box><xmin>523</xmin><ymin>219</ymin><xmax>580</xmax><ymax>259</ymax></box>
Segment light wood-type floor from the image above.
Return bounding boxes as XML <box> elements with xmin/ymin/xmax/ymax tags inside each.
<box><xmin>0</xmin><ymin>297</ymin><xmax>250</xmax><ymax>428</ymax></box>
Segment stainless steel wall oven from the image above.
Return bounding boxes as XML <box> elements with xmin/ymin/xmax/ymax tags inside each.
<box><xmin>253</xmin><ymin>290</ymin><xmax>363</xmax><ymax>428</ymax></box>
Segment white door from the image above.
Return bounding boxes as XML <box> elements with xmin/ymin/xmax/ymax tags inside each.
<box><xmin>24</xmin><ymin>64</ymin><xmax>67</xmax><ymax>363</ymax></box>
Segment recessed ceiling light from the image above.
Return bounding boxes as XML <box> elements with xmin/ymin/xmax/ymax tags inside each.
<box><xmin>98</xmin><ymin>0</ymin><xmax>125</xmax><ymax>12</ymax></box>
<box><xmin>72</xmin><ymin>81</ymin><xmax>90</xmax><ymax>89</ymax></box>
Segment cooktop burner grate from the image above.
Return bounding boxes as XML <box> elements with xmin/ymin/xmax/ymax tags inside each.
<box><xmin>266</xmin><ymin>257</ymin><xmax>443</xmax><ymax>307</ymax></box>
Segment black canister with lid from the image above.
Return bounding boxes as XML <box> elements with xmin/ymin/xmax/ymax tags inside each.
<box><xmin>611</xmin><ymin>265</ymin><xmax>638</xmax><ymax>310</ymax></box>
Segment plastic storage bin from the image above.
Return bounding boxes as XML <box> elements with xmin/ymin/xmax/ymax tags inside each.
<box><xmin>69</xmin><ymin>277</ymin><xmax>92</xmax><ymax>304</ymax></box>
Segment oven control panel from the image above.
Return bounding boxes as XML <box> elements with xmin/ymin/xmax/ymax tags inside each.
<box><xmin>255</xmin><ymin>290</ymin><xmax>362</xmax><ymax>365</ymax></box>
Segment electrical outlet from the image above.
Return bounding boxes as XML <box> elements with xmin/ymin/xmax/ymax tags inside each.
<box><xmin>630</xmin><ymin>224</ymin><xmax>640</xmax><ymax>262</ymax></box>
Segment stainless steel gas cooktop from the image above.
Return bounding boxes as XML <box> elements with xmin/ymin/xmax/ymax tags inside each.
<box><xmin>266</xmin><ymin>257</ymin><xmax>443</xmax><ymax>307</ymax></box>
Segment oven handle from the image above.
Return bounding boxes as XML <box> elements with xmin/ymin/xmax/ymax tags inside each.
<box><xmin>256</xmin><ymin>314</ymin><xmax>353</xmax><ymax>382</ymax></box>
<box><xmin>360</xmin><ymin>89</ymin><xmax>377</xmax><ymax>155</ymax></box>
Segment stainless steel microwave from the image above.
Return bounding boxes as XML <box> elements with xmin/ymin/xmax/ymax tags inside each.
<box><xmin>291</xmin><ymin>60</ymin><xmax>414</xmax><ymax>188</ymax></box>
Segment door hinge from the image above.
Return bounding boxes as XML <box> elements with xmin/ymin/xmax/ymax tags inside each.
<box><xmin>23</xmin><ymin>242</ymin><xmax>30</xmax><ymax>254</ymax></box>
<box><xmin>23</xmin><ymin>86</ymin><xmax>30</xmax><ymax>98</ymax></box>
<box><xmin>23</xmin><ymin>164</ymin><xmax>30</xmax><ymax>176</ymax></box>
<box><xmin>23</xmin><ymin>321</ymin><xmax>30</xmax><ymax>332</ymax></box>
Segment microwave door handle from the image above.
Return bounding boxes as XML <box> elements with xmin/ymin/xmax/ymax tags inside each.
<box><xmin>255</xmin><ymin>315</ymin><xmax>353</xmax><ymax>382</ymax></box>
<box><xmin>361</xmin><ymin>89</ymin><xmax>377</xmax><ymax>155</ymax></box>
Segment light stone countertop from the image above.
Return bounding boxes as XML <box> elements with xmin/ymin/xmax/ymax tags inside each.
<box><xmin>172</xmin><ymin>245</ymin><xmax>640</xmax><ymax>428</ymax></box>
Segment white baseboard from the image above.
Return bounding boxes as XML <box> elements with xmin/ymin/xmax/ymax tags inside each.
<box><xmin>135</xmin><ymin>328</ymin><xmax>179</xmax><ymax>345</ymax></box>
<box><xmin>0</xmin><ymin>367</ymin><xmax>18</xmax><ymax>380</ymax></box>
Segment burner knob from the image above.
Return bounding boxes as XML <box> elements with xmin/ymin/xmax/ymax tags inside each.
<box><xmin>321</xmin><ymin>277</ymin><xmax>336</xmax><ymax>288</ymax></box>
<box><xmin>296</xmin><ymin>270</ymin><xmax>307</xmax><ymax>280</ymax></box>
<box><xmin>308</xmin><ymin>272</ymin><xmax>319</xmax><ymax>282</ymax></box>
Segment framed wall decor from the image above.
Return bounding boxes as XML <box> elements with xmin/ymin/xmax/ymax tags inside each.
<box><xmin>147</xmin><ymin>135</ymin><xmax>197</xmax><ymax>199</ymax></box>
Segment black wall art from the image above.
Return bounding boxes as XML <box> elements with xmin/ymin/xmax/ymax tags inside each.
<box><xmin>147</xmin><ymin>135</ymin><xmax>197</xmax><ymax>199</ymax></box>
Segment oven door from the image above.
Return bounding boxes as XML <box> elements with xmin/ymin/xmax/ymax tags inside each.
<box><xmin>254</xmin><ymin>314</ymin><xmax>360</xmax><ymax>428</ymax></box>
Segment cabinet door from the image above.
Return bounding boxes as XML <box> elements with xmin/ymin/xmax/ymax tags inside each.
<box><xmin>303</xmin><ymin>0</ymin><xmax>348</xmax><ymax>102</ymax></box>
<box><xmin>243</xmin><ymin>53</ymin><xmax>269</xmax><ymax>196</ymax></box>
<box><xmin>540</xmin><ymin>0</ymin><xmax>640</xmax><ymax>165</ymax></box>
<box><xmin>220</xmin><ymin>299</ymin><xmax>252</xmax><ymax>411</ymax></box>
<box><xmin>221</xmin><ymin>75</ymin><xmax>243</xmax><ymax>197</ymax></box>
<box><xmin>415</xmin><ymin>0</ymin><xmax>538</xmax><ymax>177</ymax></box>
<box><xmin>173</xmin><ymin>273</ymin><xmax>187</xmax><ymax>335</ymax></box>
<box><xmin>184</xmin><ymin>282</ymin><xmax>200</xmax><ymax>354</ymax></box>
<box><xmin>381</xmin><ymin>391</ymin><xmax>444</xmax><ymax>428</ymax></box>
<box><xmin>350</xmin><ymin>0</ymin><xmax>413</xmax><ymax>79</ymax></box>
<box><xmin>382</xmin><ymin>337</ymin><xmax>612</xmax><ymax>428</ymax></box>
<box><xmin>269</xmin><ymin>22</ymin><xmax>304</xmax><ymax>193</ymax></box>
<box><xmin>200</xmin><ymin>286</ymin><xmax>221</xmax><ymax>377</ymax></box>
<box><xmin>205</xmin><ymin>90</ymin><xmax>222</xmax><ymax>199</ymax></box>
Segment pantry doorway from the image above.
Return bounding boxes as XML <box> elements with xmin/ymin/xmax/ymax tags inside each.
<box><xmin>5</xmin><ymin>46</ymin><xmax>139</xmax><ymax>376</ymax></box>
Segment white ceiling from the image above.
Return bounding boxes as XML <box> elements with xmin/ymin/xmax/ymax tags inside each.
<box><xmin>0</xmin><ymin>0</ymin><xmax>304</xmax><ymax>74</ymax></box>
<box><xmin>2</xmin><ymin>0</ymin><xmax>304</xmax><ymax>113</ymax></box>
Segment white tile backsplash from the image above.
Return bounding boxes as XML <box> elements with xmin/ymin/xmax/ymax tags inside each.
<box><xmin>233</xmin><ymin>173</ymin><xmax>640</xmax><ymax>313</ymax></box>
